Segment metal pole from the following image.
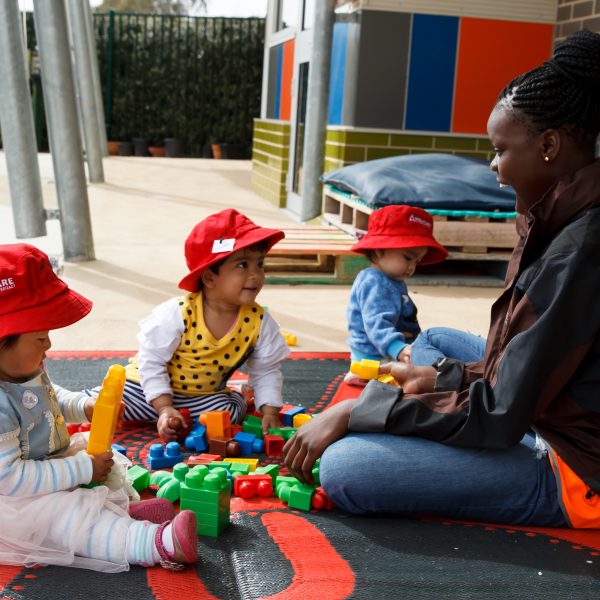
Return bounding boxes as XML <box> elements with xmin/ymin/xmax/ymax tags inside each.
<box><xmin>84</xmin><ymin>0</ymin><xmax>108</xmax><ymax>156</ymax></box>
<box><xmin>299</xmin><ymin>0</ymin><xmax>335</xmax><ymax>221</ymax></box>
<box><xmin>65</xmin><ymin>0</ymin><xmax>104</xmax><ymax>182</ymax></box>
<box><xmin>33</xmin><ymin>0</ymin><xmax>95</xmax><ymax>261</ymax></box>
<box><xmin>0</xmin><ymin>0</ymin><xmax>46</xmax><ymax>238</ymax></box>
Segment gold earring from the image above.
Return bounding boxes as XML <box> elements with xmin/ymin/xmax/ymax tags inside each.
<box><xmin>544</xmin><ymin>155</ymin><xmax>550</xmax><ymax>162</ymax></box>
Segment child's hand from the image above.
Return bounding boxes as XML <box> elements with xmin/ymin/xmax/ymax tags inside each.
<box><xmin>157</xmin><ymin>406</ymin><xmax>185</xmax><ymax>443</ymax></box>
<box><xmin>260</xmin><ymin>405</ymin><xmax>282</xmax><ymax>434</ymax></box>
<box><xmin>397</xmin><ymin>345</ymin><xmax>412</xmax><ymax>364</ymax></box>
<box><xmin>89</xmin><ymin>450</ymin><xmax>114</xmax><ymax>483</ymax></box>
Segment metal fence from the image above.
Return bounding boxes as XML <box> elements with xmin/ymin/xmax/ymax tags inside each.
<box><xmin>25</xmin><ymin>12</ymin><xmax>265</xmax><ymax>158</ymax></box>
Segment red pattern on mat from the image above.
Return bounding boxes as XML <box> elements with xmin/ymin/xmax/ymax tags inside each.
<box><xmin>259</xmin><ymin>512</ymin><xmax>355</xmax><ymax>600</ymax></box>
<box><xmin>0</xmin><ymin>565</ymin><xmax>23</xmax><ymax>596</ymax></box>
<box><xmin>147</xmin><ymin>567</ymin><xmax>220</xmax><ymax>600</ymax></box>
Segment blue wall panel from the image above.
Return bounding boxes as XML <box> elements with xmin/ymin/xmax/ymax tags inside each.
<box><xmin>405</xmin><ymin>14</ymin><xmax>458</xmax><ymax>132</ymax></box>
<box><xmin>273</xmin><ymin>44</ymin><xmax>283</xmax><ymax>119</ymax></box>
<box><xmin>328</xmin><ymin>22</ymin><xmax>348</xmax><ymax>125</ymax></box>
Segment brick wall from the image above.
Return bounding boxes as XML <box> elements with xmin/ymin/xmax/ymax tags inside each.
<box><xmin>555</xmin><ymin>0</ymin><xmax>600</xmax><ymax>42</ymax></box>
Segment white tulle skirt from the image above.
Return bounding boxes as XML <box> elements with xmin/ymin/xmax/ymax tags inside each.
<box><xmin>0</xmin><ymin>435</ymin><xmax>139</xmax><ymax>573</ymax></box>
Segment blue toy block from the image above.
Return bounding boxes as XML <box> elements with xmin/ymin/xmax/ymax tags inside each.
<box><xmin>184</xmin><ymin>424</ymin><xmax>208</xmax><ymax>452</ymax></box>
<box><xmin>148</xmin><ymin>441</ymin><xmax>184</xmax><ymax>469</ymax></box>
<box><xmin>281</xmin><ymin>406</ymin><xmax>306</xmax><ymax>427</ymax></box>
<box><xmin>112</xmin><ymin>443</ymin><xmax>127</xmax><ymax>456</ymax></box>
<box><xmin>233</xmin><ymin>431</ymin><xmax>264</xmax><ymax>455</ymax></box>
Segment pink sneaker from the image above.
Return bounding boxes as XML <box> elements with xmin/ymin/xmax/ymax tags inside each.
<box><xmin>155</xmin><ymin>510</ymin><xmax>198</xmax><ymax>571</ymax></box>
<box><xmin>129</xmin><ymin>498</ymin><xmax>176</xmax><ymax>524</ymax></box>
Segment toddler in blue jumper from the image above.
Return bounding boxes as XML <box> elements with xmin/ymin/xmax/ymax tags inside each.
<box><xmin>346</xmin><ymin>205</ymin><xmax>447</xmax><ymax>385</ymax></box>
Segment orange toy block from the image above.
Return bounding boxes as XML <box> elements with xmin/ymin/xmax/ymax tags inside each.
<box><xmin>199</xmin><ymin>410</ymin><xmax>232</xmax><ymax>439</ymax></box>
<box><xmin>87</xmin><ymin>364</ymin><xmax>126</xmax><ymax>455</ymax></box>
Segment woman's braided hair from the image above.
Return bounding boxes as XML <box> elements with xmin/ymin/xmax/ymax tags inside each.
<box><xmin>498</xmin><ymin>29</ymin><xmax>600</xmax><ymax>148</ymax></box>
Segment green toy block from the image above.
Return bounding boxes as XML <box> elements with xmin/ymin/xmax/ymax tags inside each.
<box><xmin>288</xmin><ymin>484</ymin><xmax>315</xmax><ymax>511</ymax></box>
<box><xmin>255</xmin><ymin>464</ymin><xmax>279</xmax><ymax>486</ymax></box>
<box><xmin>268</xmin><ymin>427</ymin><xmax>297</xmax><ymax>441</ymax></box>
<box><xmin>242</xmin><ymin>415</ymin><xmax>264</xmax><ymax>438</ymax></box>
<box><xmin>149</xmin><ymin>470</ymin><xmax>173</xmax><ymax>487</ymax></box>
<box><xmin>127</xmin><ymin>465</ymin><xmax>150</xmax><ymax>492</ymax></box>
<box><xmin>156</xmin><ymin>477</ymin><xmax>181</xmax><ymax>502</ymax></box>
<box><xmin>208</xmin><ymin>461</ymin><xmax>232</xmax><ymax>471</ymax></box>
<box><xmin>228</xmin><ymin>462</ymin><xmax>250</xmax><ymax>476</ymax></box>
<box><xmin>172</xmin><ymin>462</ymin><xmax>190</xmax><ymax>481</ymax></box>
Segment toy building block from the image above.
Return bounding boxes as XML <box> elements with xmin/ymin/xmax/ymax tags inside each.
<box><xmin>180</xmin><ymin>465</ymin><xmax>230</xmax><ymax>537</ymax></box>
<box><xmin>154</xmin><ymin>463</ymin><xmax>190</xmax><ymax>502</ymax></box>
<box><xmin>79</xmin><ymin>422</ymin><xmax>91</xmax><ymax>432</ymax></box>
<box><xmin>280</xmin><ymin>330</ymin><xmax>297</xmax><ymax>346</ymax></box>
<box><xmin>112</xmin><ymin>443</ymin><xmax>128</xmax><ymax>456</ymax></box>
<box><xmin>311</xmin><ymin>487</ymin><xmax>334</xmax><ymax>511</ymax></box>
<box><xmin>256</xmin><ymin>464</ymin><xmax>279</xmax><ymax>485</ymax></box>
<box><xmin>187</xmin><ymin>453</ymin><xmax>222</xmax><ymax>466</ymax></box>
<box><xmin>228</xmin><ymin>462</ymin><xmax>251</xmax><ymax>476</ymax></box>
<box><xmin>233</xmin><ymin>474</ymin><xmax>273</xmax><ymax>499</ymax></box>
<box><xmin>350</xmin><ymin>358</ymin><xmax>380</xmax><ymax>380</ymax></box>
<box><xmin>233</xmin><ymin>431</ymin><xmax>264</xmax><ymax>455</ymax></box>
<box><xmin>227</xmin><ymin>457</ymin><xmax>259</xmax><ymax>472</ymax></box>
<box><xmin>209</xmin><ymin>436</ymin><xmax>241</xmax><ymax>458</ymax></box>
<box><xmin>147</xmin><ymin>441</ymin><xmax>184</xmax><ymax>470</ymax></box>
<box><xmin>263</xmin><ymin>434</ymin><xmax>285</xmax><ymax>456</ymax></box>
<box><xmin>242</xmin><ymin>414</ymin><xmax>263</xmax><ymax>438</ymax></box>
<box><xmin>268</xmin><ymin>427</ymin><xmax>297</xmax><ymax>441</ymax></box>
<box><xmin>127</xmin><ymin>465</ymin><xmax>150</xmax><ymax>492</ymax></box>
<box><xmin>87</xmin><ymin>364</ymin><xmax>126</xmax><ymax>455</ymax></box>
<box><xmin>66</xmin><ymin>423</ymin><xmax>80</xmax><ymax>436</ymax></box>
<box><xmin>199</xmin><ymin>410</ymin><xmax>231</xmax><ymax>440</ymax></box>
<box><xmin>281</xmin><ymin>405</ymin><xmax>306</xmax><ymax>427</ymax></box>
<box><xmin>149</xmin><ymin>470</ymin><xmax>173</xmax><ymax>487</ymax></box>
<box><xmin>184</xmin><ymin>423</ymin><xmax>208</xmax><ymax>452</ymax></box>
<box><xmin>293</xmin><ymin>413</ymin><xmax>312</xmax><ymax>428</ymax></box>
<box><xmin>231</xmin><ymin>423</ymin><xmax>243</xmax><ymax>436</ymax></box>
<box><xmin>208</xmin><ymin>461</ymin><xmax>232</xmax><ymax>471</ymax></box>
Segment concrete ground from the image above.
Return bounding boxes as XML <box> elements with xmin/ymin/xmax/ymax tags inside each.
<box><xmin>0</xmin><ymin>153</ymin><xmax>499</xmax><ymax>352</ymax></box>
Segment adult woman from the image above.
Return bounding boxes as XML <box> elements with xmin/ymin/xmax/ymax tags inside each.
<box><xmin>284</xmin><ymin>29</ymin><xmax>600</xmax><ymax>527</ymax></box>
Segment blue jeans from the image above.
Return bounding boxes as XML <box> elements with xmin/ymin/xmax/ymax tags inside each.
<box><xmin>320</xmin><ymin>431</ymin><xmax>567</xmax><ymax>527</ymax></box>
<box><xmin>411</xmin><ymin>326</ymin><xmax>486</xmax><ymax>367</ymax></box>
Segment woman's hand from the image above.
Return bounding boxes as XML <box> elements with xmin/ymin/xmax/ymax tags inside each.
<box><xmin>378</xmin><ymin>362</ymin><xmax>437</xmax><ymax>394</ymax></box>
<box><xmin>89</xmin><ymin>450</ymin><xmax>114</xmax><ymax>482</ymax></box>
<box><xmin>283</xmin><ymin>399</ymin><xmax>356</xmax><ymax>485</ymax></box>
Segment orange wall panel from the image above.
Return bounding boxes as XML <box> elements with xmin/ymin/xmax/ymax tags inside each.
<box><xmin>452</xmin><ymin>19</ymin><xmax>553</xmax><ymax>135</ymax></box>
<box><xmin>279</xmin><ymin>39</ymin><xmax>295</xmax><ymax>121</ymax></box>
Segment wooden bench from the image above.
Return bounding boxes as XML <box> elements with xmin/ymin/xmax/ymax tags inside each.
<box><xmin>265</xmin><ymin>226</ymin><xmax>366</xmax><ymax>283</ymax></box>
<box><xmin>322</xmin><ymin>186</ymin><xmax>518</xmax><ymax>261</ymax></box>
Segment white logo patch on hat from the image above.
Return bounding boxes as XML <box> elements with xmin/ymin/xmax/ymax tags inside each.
<box><xmin>0</xmin><ymin>277</ymin><xmax>15</xmax><ymax>293</ymax></box>
<box><xmin>212</xmin><ymin>238</ymin><xmax>235</xmax><ymax>253</ymax></box>
<box><xmin>22</xmin><ymin>390</ymin><xmax>39</xmax><ymax>409</ymax></box>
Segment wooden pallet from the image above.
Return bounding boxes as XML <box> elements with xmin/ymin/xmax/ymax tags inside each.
<box><xmin>322</xmin><ymin>187</ymin><xmax>518</xmax><ymax>260</ymax></box>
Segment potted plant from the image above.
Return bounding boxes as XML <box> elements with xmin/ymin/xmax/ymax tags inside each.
<box><xmin>148</xmin><ymin>139</ymin><xmax>166</xmax><ymax>157</ymax></box>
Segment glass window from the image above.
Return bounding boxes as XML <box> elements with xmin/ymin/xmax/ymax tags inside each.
<box><xmin>278</xmin><ymin>0</ymin><xmax>299</xmax><ymax>31</ymax></box>
<box><xmin>303</xmin><ymin>0</ymin><xmax>315</xmax><ymax>30</ymax></box>
<box><xmin>292</xmin><ymin>63</ymin><xmax>309</xmax><ymax>195</ymax></box>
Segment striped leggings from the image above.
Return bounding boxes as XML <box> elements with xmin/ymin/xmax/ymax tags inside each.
<box><xmin>86</xmin><ymin>380</ymin><xmax>247</xmax><ymax>424</ymax></box>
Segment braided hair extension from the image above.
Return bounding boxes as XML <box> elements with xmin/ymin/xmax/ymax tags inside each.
<box><xmin>498</xmin><ymin>29</ymin><xmax>600</xmax><ymax>149</ymax></box>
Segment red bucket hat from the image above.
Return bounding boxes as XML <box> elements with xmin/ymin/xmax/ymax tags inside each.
<box><xmin>179</xmin><ymin>208</ymin><xmax>285</xmax><ymax>292</ymax></box>
<box><xmin>351</xmin><ymin>205</ymin><xmax>448</xmax><ymax>265</ymax></box>
<box><xmin>0</xmin><ymin>243</ymin><xmax>92</xmax><ymax>338</ymax></box>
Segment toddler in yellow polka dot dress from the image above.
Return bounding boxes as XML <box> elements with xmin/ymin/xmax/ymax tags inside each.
<box><xmin>117</xmin><ymin>208</ymin><xmax>290</xmax><ymax>442</ymax></box>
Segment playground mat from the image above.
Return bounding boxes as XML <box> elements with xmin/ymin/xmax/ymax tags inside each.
<box><xmin>0</xmin><ymin>352</ymin><xmax>598</xmax><ymax>600</ymax></box>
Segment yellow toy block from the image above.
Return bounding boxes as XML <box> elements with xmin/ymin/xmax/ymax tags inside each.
<box><xmin>293</xmin><ymin>413</ymin><xmax>312</xmax><ymax>428</ymax></box>
<box><xmin>227</xmin><ymin>457</ymin><xmax>260</xmax><ymax>472</ymax></box>
<box><xmin>87</xmin><ymin>364</ymin><xmax>126</xmax><ymax>455</ymax></box>
<box><xmin>280</xmin><ymin>330</ymin><xmax>297</xmax><ymax>346</ymax></box>
<box><xmin>376</xmin><ymin>374</ymin><xmax>399</xmax><ymax>386</ymax></box>
<box><xmin>350</xmin><ymin>358</ymin><xmax>380</xmax><ymax>380</ymax></box>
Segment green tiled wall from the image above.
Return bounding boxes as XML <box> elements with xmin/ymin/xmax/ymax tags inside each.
<box><xmin>251</xmin><ymin>119</ymin><xmax>290</xmax><ymax>207</ymax></box>
<box><xmin>251</xmin><ymin>120</ymin><xmax>495</xmax><ymax>206</ymax></box>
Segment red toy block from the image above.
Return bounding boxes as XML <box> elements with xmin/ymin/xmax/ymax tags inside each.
<box><xmin>264</xmin><ymin>434</ymin><xmax>285</xmax><ymax>456</ymax></box>
<box><xmin>233</xmin><ymin>474</ymin><xmax>273</xmax><ymax>499</ymax></box>
<box><xmin>66</xmin><ymin>423</ymin><xmax>80</xmax><ymax>435</ymax></box>
<box><xmin>230</xmin><ymin>424</ymin><xmax>243</xmax><ymax>436</ymax></box>
<box><xmin>187</xmin><ymin>453</ymin><xmax>222</xmax><ymax>465</ymax></box>
<box><xmin>79</xmin><ymin>422</ymin><xmax>91</xmax><ymax>432</ymax></box>
<box><xmin>199</xmin><ymin>410</ymin><xmax>231</xmax><ymax>439</ymax></box>
<box><xmin>311</xmin><ymin>487</ymin><xmax>334</xmax><ymax>510</ymax></box>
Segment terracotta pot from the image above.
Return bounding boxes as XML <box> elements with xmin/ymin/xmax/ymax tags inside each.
<box><xmin>107</xmin><ymin>141</ymin><xmax>120</xmax><ymax>155</ymax></box>
<box><xmin>148</xmin><ymin>146</ymin><xmax>166</xmax><ymax>157</ymax></box>
<box><xmin>211</xmin><ymin>143</ymin><xmax>222</xmax><ymax>160</ymax></box>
